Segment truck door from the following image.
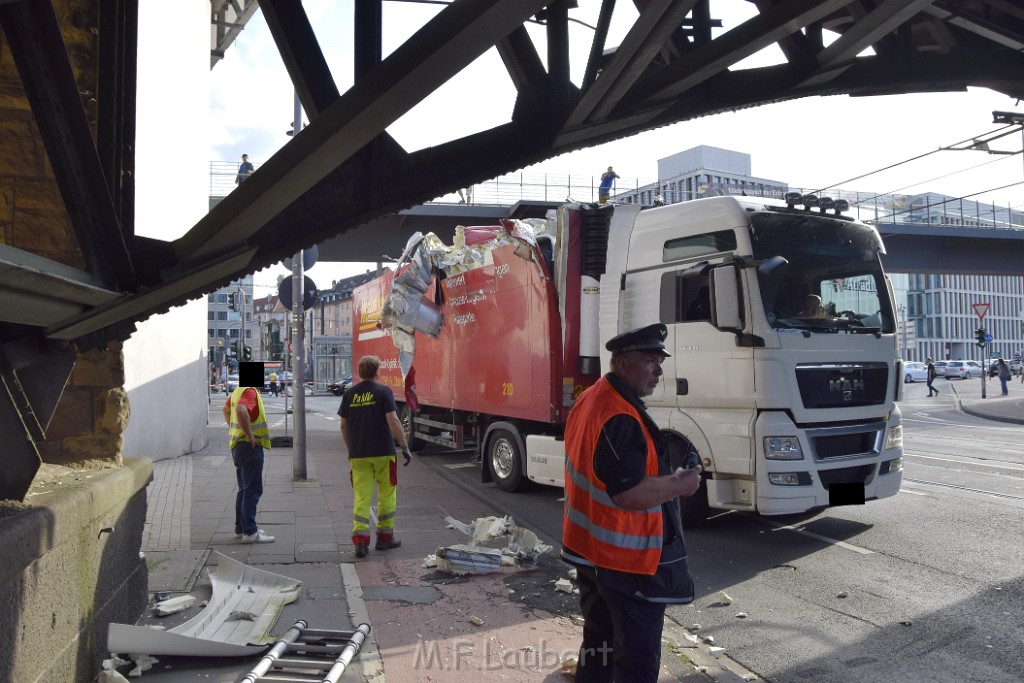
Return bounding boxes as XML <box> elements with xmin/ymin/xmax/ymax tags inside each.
<box><xmin>659</xmin><ymin>261</ymin><xmax>756</xmax><ymax>476</ymax></box>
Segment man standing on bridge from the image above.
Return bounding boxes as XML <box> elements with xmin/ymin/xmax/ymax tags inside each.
<box><xmin>562</xmin><ymin>323</ymin><xmax>702</xmax><ymax>681</ymax></box>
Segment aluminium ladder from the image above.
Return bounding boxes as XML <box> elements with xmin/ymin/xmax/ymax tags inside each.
<box><xmin>243</xmin><ymin>619</ymin><xmax>372</xmax><ymax>683</ymax></box>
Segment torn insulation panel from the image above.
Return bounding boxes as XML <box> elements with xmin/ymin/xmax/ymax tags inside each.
<box><xmin>107</xmin><ymin>552</ymin><xmax>301</xmax><ymax>657</ymax></box>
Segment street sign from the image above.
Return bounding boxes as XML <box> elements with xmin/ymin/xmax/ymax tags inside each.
<box><xmin>985</xmin><ymin>333</ymin><xmax>993</xmax><ymax>343</ymax></box>
<box><xmin>283</xmin><ymin>245</ymin><xmax>318</xmax><ymax>272</ymax></box>
<box><xmin>277</xmin><ymin>275</ymin><xmax>318</xmax><ymax>311</ymax></box>
<box><xmin>972</xmin><ymin>302</ymin><xmax>990</xmax><ymax>319</ymax></box>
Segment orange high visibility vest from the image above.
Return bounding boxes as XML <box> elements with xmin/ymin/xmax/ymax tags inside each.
<box><xmin>563</xmin><ymin>377</ymin><xmax>663</xmax><ymax>575</ymax></box>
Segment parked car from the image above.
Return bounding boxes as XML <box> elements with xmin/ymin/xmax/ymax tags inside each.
<box><xmin>943</xmin><ymin>360</ymin><xmax>983</xmax><ymax>379</ymax></box>
<box><xmin>988</xmin><ymin>360</ymin><xmax>1021</xmax><ymax>377</ymax></box>
<box><xmin>222</xmin><ymin>374</ymin><xmax>239</xmax><ymax>393</ymax></box>
<box><xmin>329</xmin><ymin>375</ymin><xmax>352</xmax><ymax>396</ymax></box>
<box><xmin>903</xmin><ymin>361</ymin><xmax>928</xmax><ymax>383</ymax></box>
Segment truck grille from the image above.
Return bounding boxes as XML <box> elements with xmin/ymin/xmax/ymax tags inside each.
<box><xmin>796</xmin><ymin>363</ymin><xmax>889</xmax><ymax>408</ymax></box>
<box><xmin>818</xmin><ymin>465</ymin><xmax>875</xmax><ymax>487</ymax></box>
<box><xmin>808</xmin><ymin>422</ymin><xmax>884</xmax><ymax>460</ymax></box>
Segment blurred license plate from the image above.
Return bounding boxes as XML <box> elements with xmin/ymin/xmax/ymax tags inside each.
<box><xmin>829</xmin><ymin>482</ymin><xmax>865</xmax><ymax>506</ymax></box>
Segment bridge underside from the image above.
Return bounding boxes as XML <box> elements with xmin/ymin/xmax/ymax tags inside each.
<box><xmin>1</xmin><ymin>0</ymin><xmax>1024</xmax><ymax>497</ymax></box>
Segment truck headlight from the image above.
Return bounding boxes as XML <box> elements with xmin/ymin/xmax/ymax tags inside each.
<box><xmin>885</xmin><ymin>424</ymin><xmax>903</xmax><ymax>450</ymax></box>
<box><xmin>764</xmin><ymin>436</ymin><xmax>803</xmax><ymax>460</ymax></box>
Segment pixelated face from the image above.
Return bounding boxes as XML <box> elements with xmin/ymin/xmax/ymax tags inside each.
<box><xmin>238</xmin><ymin>362</ymin><xmax>265</xmax><ymax>388</ymax></box>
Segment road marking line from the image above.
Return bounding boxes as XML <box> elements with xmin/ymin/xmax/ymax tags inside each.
<box><xmin>443</xmin><ymin>462</ymin><xmax>477</xmax><ymax>470</ymax></box>
<box><xmin>758</xmin><ymin>518</ymin><xmax>875</xmax><ymax>554</ymax></box>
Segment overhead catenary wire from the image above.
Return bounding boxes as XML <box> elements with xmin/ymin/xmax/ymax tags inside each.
<box><xmin>852</xmin><ymin>149</ymin><xmax>1023</xmax><ymax>207</ymax></box>
<box><xmin>813</xmin><ymin>123</ymin><xmax>1021</xmax><ymax>195</ymax></box>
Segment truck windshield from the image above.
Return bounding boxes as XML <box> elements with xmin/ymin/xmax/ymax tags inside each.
<box><xmin>750</xmin><ymin>211</ymin><xmax>894</xmax><ymax>334</ymax></box>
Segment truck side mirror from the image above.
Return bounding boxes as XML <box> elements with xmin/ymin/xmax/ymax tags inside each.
<box><xmin>711</xmin><ymin>265</ymin><xmax>742</xmax><ymax>332</ymax></box>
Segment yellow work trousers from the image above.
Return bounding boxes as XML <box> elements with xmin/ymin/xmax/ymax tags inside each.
<box><xmin>350</xmin><ymin>455</ymin><xmax>397</xmax><ymax>543</ymax></box>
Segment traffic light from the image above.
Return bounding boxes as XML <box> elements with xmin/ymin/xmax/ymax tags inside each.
<box><xmin>975</xmin><ymin>328</ymin><xmax>986</xmax><ymax>347</ymax></box>
<box><xmin>243</xmin><ymin>345</ymin><xmax>252</xmax><ymax>361</ymax></box>
<box><xmin>228</xmin><ymin>293</ymin><xmax>237</xmax><ymax>311</ymax></box>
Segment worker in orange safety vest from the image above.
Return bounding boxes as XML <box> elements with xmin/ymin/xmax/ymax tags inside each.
<box><xmin>562</xmin><ymin>322</ymin><xmax>703</xmax><ymax>682</ymax></box>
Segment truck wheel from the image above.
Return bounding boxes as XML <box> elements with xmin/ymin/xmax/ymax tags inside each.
<box><xmin>487</xmin><ymin>429</ymin><xmax>529</xmax><ymax>492</ymax></box>
<box><xmin>681</xmin><ymin>474</ymin><xmax>710</xmax><ymax>529</ymax></box>
<box><xmin>399</xmin><ymin>404</ymin><xmax>425</xmax><ymax>452</ymax></box>
<box><xmin>668</xmin><ymin>436</ymin><xmax>711</xmax><ymax>528</ymax></box>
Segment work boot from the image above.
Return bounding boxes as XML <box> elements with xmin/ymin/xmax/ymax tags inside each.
<box><xmin>354</xmin><ymin>541</ymin><xmax>369</xmax><ymax>558</ymax></box>
<box><xmin>375</xmin><ymin>536</ymin><xmax>402</xmax><ymax>551</ymax></box>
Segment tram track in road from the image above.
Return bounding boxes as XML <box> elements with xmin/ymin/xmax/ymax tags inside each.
<box><xmin>901</xmin><ymin>477</ymin><xmax>1024</xmax><ymax>503</ymax></box>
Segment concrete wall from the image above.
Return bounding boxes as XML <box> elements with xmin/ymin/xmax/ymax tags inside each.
<box><xmin>0</xmin><ymin>459</ymin><xmax>151</xmax><ymax>682</ymax></box>
<box><xmin>121</xmin><ymin>0</ymin><xmax>211</xmax><ymax>461</ymax></box>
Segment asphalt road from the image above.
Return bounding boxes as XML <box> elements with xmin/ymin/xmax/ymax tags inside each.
<box><xmin>319</xmin><ymin>377</ymin><xmax>1024</xmax><ymax>683</ymax></box>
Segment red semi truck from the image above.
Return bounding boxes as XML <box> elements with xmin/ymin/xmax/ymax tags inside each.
<box><xmin>352</xmin><ymin>198</ymin><xmax>905</xmax><ymax>525</ymax></box>
<box><xmin>351</xmin><ymin>215</ymin><xmax>594</xmax><ymax>493</ymax></box>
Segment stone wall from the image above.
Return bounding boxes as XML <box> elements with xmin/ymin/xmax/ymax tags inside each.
<box><xmin>0</xmin><ymin>2</ymin><xmax>150</xmax><ymax>681</ymax></box>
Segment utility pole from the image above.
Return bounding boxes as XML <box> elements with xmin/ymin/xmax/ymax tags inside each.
<box><xmin>290</xmin><ymin>91</ymin><xmax>307</xmax><ymax>480</ymax></box>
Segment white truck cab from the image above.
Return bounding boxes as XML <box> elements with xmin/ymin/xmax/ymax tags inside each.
<box><xmin>599</xmin><ymin>194</ymin><xmax>904</xmax><ymax>524</ymax></box>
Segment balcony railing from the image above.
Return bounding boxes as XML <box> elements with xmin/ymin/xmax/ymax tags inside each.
<box><xmin>209</xmin><ymin>161</ymin><xmax>1023</xmax><ymax>229</ymax></box>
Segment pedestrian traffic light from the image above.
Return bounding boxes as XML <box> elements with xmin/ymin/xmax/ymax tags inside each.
<box><xmin>975</xmin><ymin>328</ymin><xmax>986</xmax><ymax>347</ymax></box>
<box><xmin>243</xmin><ymin>345</ymin><xmax>252</xmax><ymax>361</ymax></box>
<box><xmin>228</xmin><ymin>293</ymin><xmax>237</xmax><ymax>311</ymax></box>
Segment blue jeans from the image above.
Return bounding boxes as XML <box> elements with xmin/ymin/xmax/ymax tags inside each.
<box><xmin>232</xmin><ymin>442</ymin><xmax>264</xmax><ymax>535</ymax></box>
<box><xmin>1000</xmin><ymin>377</ymin><xmax>1009</xmax><ymax>394</ymax></box>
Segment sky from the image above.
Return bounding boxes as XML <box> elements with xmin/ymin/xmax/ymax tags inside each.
<box><xmin>208</xmin><ymin>1</ymin><xmax>1024</xmax><ymax>296</ymax></box>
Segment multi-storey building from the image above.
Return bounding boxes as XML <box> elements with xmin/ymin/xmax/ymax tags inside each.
<box><xmin>308</xmin><ymin>270</ymin><xmax>382</xmax><ymax>388</ymax></box>
<box><xmin>252</xmin><ymin>293</ymin><xmax>289</xmax><ymax>362</ymax></box>
<box><xmin>207</xmin><ymin>276</ymin><xmax>254</xmax><ymax>382</ymax></box>
<box><xmin>615</xmin><ymin>145</ymin><xmax>788</xmax><ymax>206</ymax></box>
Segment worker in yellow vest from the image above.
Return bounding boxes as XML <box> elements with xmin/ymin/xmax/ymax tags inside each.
<box><xmin>562</xmin><ymin>323</ymin><xmax>702</xmax><ymax>682</ymax></box>
<box><xmin>223</xmin><ymin>364</ymin><xmax>274</xmax><ymax>543</ymax></box>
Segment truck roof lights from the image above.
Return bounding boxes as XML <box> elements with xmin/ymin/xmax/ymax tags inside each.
<box><xmin>783</xmin><ymin>192</ymin><xmax>850</xmax><ymax>216</ymax></box>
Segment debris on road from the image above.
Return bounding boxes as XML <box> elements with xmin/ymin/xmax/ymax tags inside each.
<box><xmin>554</xmin><ymin>578</ymin><xmax>574</xmax><ymax>593</ymax></box>
<box><xmin>435</xmin><ymin>515</ymin><xmax>552</xmax><ymax>574</ymax></box>
<box><xmin>708</xmin><ymin>646</ymin><xmax>726</xmax><ymax>659</ymax></box>
<box><xmin>153</xmin><ymin>595</ymin><xmax>194</xmax><ymax>616</ymax></box>
<box><xmin>717</xmin><ymin>590</ymin><xmax>734</xmax><ymax>605</ymax></box>
<box><xmin>469</xmin><ymin>615</ymin><xmax>485</xmax><ymax>626</ymax></box>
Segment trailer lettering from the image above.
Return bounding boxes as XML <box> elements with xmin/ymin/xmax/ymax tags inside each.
<box><xmin>502</xmin><ymin>382</ymin><xmax>514</xmax><ymax>396</ymax></box>
<box><xmin>445</xmin><ymin>274</ymin><xmax>466</xmax><ymax>289</ymax></box>
<box><xmin>453</xmin><ymin>312</ymin><xmax>476</xmax><ymax>326</ymax></box>
<box><xmin>495</xmin><ymin>263</ymin><xmax>510</xmax><ymax>277</ymax></box>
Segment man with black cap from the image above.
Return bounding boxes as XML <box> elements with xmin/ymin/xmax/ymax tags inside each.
<box><xmin>562</xmin><ymin>322</ymin><xmax>703</xmax><ymax>682</ymax></box>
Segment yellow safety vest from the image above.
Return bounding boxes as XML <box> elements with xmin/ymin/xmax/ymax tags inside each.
<box><xmin>228</xmin><ymin>387</ymin><xmax>271</xmax><ymax>449</ymax></box>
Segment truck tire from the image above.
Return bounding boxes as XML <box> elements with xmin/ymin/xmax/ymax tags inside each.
<box><xmin>681</xmin><ymin>474</ymin><xmax>710</xmax><ymax>529</ymax></box>
<box><xmin>487</xmin><ymin>428</ymin><xmax>529</xmax><ymax>492</ymax></box>
<box><xmin>668</xmin><ymin>436</ymin><xmax>711</xmax><ymax>528</ymax></box>
<box><xmin>399</xmin><ymin>404</ymin><xmax>425</xmax><ymax>452</ymax></box>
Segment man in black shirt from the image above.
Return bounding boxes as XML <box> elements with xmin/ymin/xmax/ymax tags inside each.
<box><xmin>338</xmin><ymin>355</ymin><xmax>412</xmax><ymax>558</ymax></box>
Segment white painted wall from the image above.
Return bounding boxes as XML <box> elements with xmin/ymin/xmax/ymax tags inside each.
<box><xmin>122</xmin><ymin>1</ymin><xmax>212</xmax><ymax>459</ymax></box>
